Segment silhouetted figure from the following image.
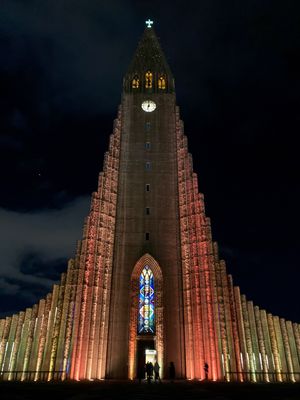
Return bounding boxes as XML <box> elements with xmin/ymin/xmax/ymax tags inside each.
<box><xmin>149</xmin><ymin>362</ymin><xmax>154</xmax><ymax>382</ymax></box>
<box><xmin>154</xmin><ymin>361</ymin><xmax>161</xmax><ymax>383</ymax></box>
<box><xmin>146</xmin><ymin>361</ymin><xmax>153</xmax><ymax>383</ymax></box>
<box><xmin>169</xmin><ymin>361</ymin><xmax>175</xmax><ymax>382</ymax></box>
<box><xmin>204</xmin><ymin>362</ymin><xmax>209</xmax><ymax>380</ymax></box>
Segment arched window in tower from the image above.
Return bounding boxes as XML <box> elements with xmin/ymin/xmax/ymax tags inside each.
<box><xmin>145</xmin><ymin>70</ymin><xmax>153</xmax><ymax>89</ymax></box>
<box><xmin>132</xmin><ymin>75</ymin><xmax>140</xmax><ymax>89</ymax></box>
<box><xmin>138</xmin><ymin>265</ymin><xmax>155</xmax><ymax>334</ymax></box>
<box><xmin>158</xmin><ymin>75</ymin><xmax>166</xmax><ymax>90</ymax></box>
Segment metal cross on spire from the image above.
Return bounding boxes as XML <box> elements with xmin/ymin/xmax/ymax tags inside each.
<box><xmin>145</xmin><ymin>19</ymin><xmax>154</xmax><ymax>28</ymax></box>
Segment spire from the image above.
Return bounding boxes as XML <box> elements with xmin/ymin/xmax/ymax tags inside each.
<box><xmin>123</xmin><ymin>22</ymin><xmax>175</xmax><ymax>93</ymax></box>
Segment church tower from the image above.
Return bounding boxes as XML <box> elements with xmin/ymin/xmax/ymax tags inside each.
<box><xmin>0</xmin><ymin>22</ymin><xmax>299</xmax><ymax>382</ymax></box>
<box><xmin>106</xmin><ymin>23</ymin><xmax>183</xmax><ymax>379</ymax></box>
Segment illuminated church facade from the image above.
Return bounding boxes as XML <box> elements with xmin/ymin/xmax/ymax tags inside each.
<box><xmin>0</xmin><ymin>22</ymin><xmax>299</xmax><ymax>382</ymax></box>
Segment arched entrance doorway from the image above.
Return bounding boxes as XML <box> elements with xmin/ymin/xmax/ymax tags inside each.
<box><xmin>128</xmin><ymin>253</ymin><xmax>163</xmax><ymax>380</ymax></box>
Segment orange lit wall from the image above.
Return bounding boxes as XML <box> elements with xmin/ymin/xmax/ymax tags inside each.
<box><xmin>175</xmin><ymin>106</ymin><xmax>300</xmax><ymax>382</ymax></box>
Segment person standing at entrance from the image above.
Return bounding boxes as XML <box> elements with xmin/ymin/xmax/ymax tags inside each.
<box><xmin>204</xmin><ymin>362</ymin><xmax>209</xmax><ymax>380</ymax></box>
<box><xmin>146</xmin><ymin>361</ymin><xmax>153</xmax><ymax>383</ymax></box>
<box><xmin>154</xmin><ymin>360</ymin><xmax>161</xmax><ymax>383</ymax></box>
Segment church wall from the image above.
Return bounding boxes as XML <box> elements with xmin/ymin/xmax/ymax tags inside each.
<box><xmin>70</xmin><ymin>113</ymin><xmax>121</xmax><ymax>380</ymax></box>
<box><xmin>175</xmin><ymin>106</ymin><xmax>300</xmax><ymax>382</ymax></box>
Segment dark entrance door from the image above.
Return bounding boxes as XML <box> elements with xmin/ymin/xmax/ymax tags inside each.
<box><xmin>136</xmin><ymin>338</ymin><xmax>155</xmax><ymax>379</ymax></box>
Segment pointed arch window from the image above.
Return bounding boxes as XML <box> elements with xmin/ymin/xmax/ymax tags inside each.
<box><xmin>158</xmin><ymin>76</ymin><xmax>166</xmax><ymax>90</ymax></box>
<box><xmin>138</xmin><ymin>265</ymin><xmax>155</xmax><ymax>334</ymax></box>
<box><xmin>145</xmin><ymin>70</ymin><xmax>153</xmax><ymax>89</ymax></box>
<box><xmin>132</xmin><ymin>75</ymin><xmax>140</xmax><ymax>89</ymax></box>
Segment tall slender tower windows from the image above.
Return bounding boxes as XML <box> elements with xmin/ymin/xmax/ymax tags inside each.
<box><xmin>158</xmin><ymin>76</ymin><xmax>166</xmax><ymax>89</ymax></box>
<box><xmin>132</xmin><ymin>75</ymin><xmax>140</xmax><ymax>88</ymax></box>
<box><xmin>145</xmin><ymin>70</ymin><xmax>153</xmax><ymax>88</ymax></box>
<box><xmin>138</xmin><ymin>265</ymin><xmax>155</xmax><ymax>334</ymax></box>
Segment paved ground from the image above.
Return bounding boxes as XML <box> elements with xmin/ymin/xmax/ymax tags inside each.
<box><xmin>0</xmin><ymin>380</ymin><xmax>299</xmax><ymax>400</ymax></box>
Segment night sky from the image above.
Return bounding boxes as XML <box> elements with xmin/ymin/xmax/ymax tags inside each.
<box><xmin>1</xmin><ymin>1</ymin><xmax>299</xmax><ymax>322</ymax></box>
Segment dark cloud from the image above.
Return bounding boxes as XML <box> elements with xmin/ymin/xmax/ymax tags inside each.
<box><xmin>1</xmin><ymin>0</ymin><xmax>136</xmax><ymax>114</ymax></box>
<box><xmin>0</xmin><ymin>134</ymin><xmax>23</xmax><ymax>150</ymax></box>
<box><xmin>19</xmin><ymin>253</ymin><xmax>67</xmax><ymax>280</ymax></box>
<box><xmin>0</xmin><ymin>197</ymin><xmax>90</xmax><ymax>313</ymax></box>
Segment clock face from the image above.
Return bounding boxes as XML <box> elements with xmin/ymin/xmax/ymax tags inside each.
<box><xmin>141</xmin><ymin>100</ymin><xmax>156</xmax><ymax>112</ymax></box>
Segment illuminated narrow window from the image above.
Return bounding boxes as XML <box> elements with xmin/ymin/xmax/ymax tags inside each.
<box><xmin>145</xmin><ymin>70</ymin><xmax>153</xmax><ymax>88</ymax></box>
<box><xmin>138</xmin><ymin>265</ymin><xmax>155</xmax><ymax>334</ymax></box>
<box><xmin>132</xmin><ymin>76</ymin><xmax>140</xmax><ymax>88</ymax></box>
<box><xmin>158</xmin><ymin>76</ymin><xmax>166</xmax><ymax>90</ymax></box>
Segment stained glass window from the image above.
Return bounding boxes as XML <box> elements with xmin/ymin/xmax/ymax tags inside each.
<box><xmin>138</xmin><ymin>265</ymin><xmax>155</xmax><ymax>334</ymax></box>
